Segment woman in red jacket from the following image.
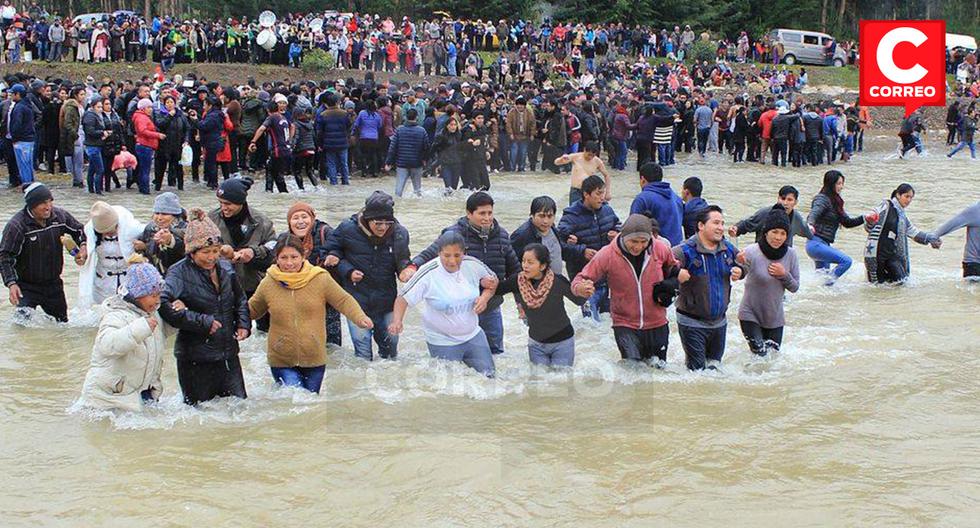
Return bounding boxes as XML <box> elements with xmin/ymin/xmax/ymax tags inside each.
<box><xmin>216</xmin><ymin>111</ymin><xmax>235</xmax><ymax>180</ymax></box>
<box><xmin>132</xmin><ymin>98</ymin><xmax>166</xmax><ymax>195</ymax></box>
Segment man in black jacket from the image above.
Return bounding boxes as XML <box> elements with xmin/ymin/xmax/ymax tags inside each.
<box><xmin>0</xmin><ymin>183</ymin><xmax>87</xmax><ymax>322</ymax></box>
<box><xmin>510</xmin><ymin>195</ymin><xmax>570</xmax><ymax>276</ymax></box>
<box><xmin>403</xmin><ymin>192</ymin><xmax>520</xmax><ymax>355</ymax></box>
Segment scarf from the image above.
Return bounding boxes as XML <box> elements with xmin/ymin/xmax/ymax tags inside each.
<box><xmin>517</xmin><ymin>269</ymin><xmax>555</xmax><ymax>310</ymax></box>
<box><xmin>224</xmin><ymin>204</ymin><xmax>250</xmax><ymax>247</ymax></box>
<box><xmin>759</xmin><ymin>237</ymin><xmax>789</xmax><ymax>261</ymax></box>
<box><xmin>266</xmin><ymin>261</ymin><xmax>325</xmax><ymax>290</ymax></box>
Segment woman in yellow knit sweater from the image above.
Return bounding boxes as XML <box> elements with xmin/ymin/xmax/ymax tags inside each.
<box><xmin>249</xmin><ymin>234</ymin><xmax>373</xmax><ymax>393</ymax></box>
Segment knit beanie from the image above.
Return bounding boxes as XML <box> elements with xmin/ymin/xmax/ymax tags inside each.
<box><xmin>124</xmin><ymin>255</ymin><xmax>163</xmax><ymax>299</ymax></box>
<box><xmin>620</xmin><ymin>214</ymin><xmax>654</xmax><ymax>242</ymax></box>
<box><xmin>287</xmin><ymin>201</ymin><xmax>316</xmax><ymax>224</ymax></box>
<box><xmin>90</xmin><ymin>201</ymin><xmax>119</xmax><ymax>234</ymax></box>
<box><xmin>763</xmin><ymin>205</ymin><xmax>792</xmax><ymax>234</ymax></box>
<box><xmin>361</xmin><ymin>190</ymin><xmax>395</xmax><ymax>221</ymax></box>
<box><xmin>137</xmin><ymin>97</ymin><xmax>153</xmax><ymax>110</ymax></box>
<box><xmin>184</xmin><ymin>208</ymin><xmax>222</xmax><ymax>253</ymax></box>
<box><xmin>153</xmin><ymin>192</ymin><xmax>183</xmax><ymax>215</ymax></box>
<box><xmin>23</xmin><ymin>182</ymin><xmax>53</xmax><ymax>209</ymax></box>
<box><xmin>216</xmin><ymin>176</ymin><xmax>252</xmax><ymax>205</ymax></box>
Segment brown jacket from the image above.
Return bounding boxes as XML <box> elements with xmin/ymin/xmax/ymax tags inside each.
<box><xmin>249</xmin><ymin>269</ymin><xmax>367</xmax><ymax>367</ymax></box>
<box><xmin>505</xmin><ymin>106</ymin><xmax>536</xmax><ymax>140</ymax></box>
<box><xmin>59</xmin><ymin>98</ymin><xmax>82</xmax><ymax>152</ymax></box>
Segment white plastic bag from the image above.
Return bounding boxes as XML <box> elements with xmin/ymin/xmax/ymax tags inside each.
<box><xmin>180</xmin><ymin>143</ymin><xmax>192</xmax><ymax>166</ymax></box>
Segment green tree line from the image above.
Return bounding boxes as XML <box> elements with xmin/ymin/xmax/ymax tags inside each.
<box><xmin>32</xmin><ymin>0</ymin><xmax>980</xmax><ymax>40</ymax></box>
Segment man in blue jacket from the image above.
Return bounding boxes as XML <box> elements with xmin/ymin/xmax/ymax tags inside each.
<box><xmin>630</xmin><ymin>162</ymin><xmax>684</xmax><ymax>245</ymax></box>
<box><xmin>385</xmin><ymin>108</ymin><xmax>430</xmax><ymax>197</ymax></box>
<box><xmin>315</xmin><ymin>92</ymin><xmax>352</xmax><ymax>185</ymax></box>
<box><xmin>404</xmin><ymin>192</ymin><xmax>519</xmax><ymax>355</ymax></box>
<box><xmin>559</xmin><ymin>175</ymin><xmax>621</xmax><ymax>320</ymax></box>
<box><xmin>7</xmin><ymin>84</ymin><xmax>36</xmax><ymax>185</ymax></box>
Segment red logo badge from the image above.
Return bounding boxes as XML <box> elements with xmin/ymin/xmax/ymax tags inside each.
<box><xmin>859</xmin><ymin>20</ymin><xmax>946</xmax><ymax>116</ymax></box>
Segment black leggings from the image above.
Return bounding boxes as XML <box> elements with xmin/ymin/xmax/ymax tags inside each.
<box><xmin>176</xmin><ymin>356</ymin><xmax>247</xmax><ymax>406</ymax></box>
<box><xmin>965</xmin><ymin>262</ymin><xmax>980</xmax><ymax>278</ymax></box>
<box><xmin>739</xmin><ymin>320</ymin><xmax>784</xmax><ymax>357</ymax></box>
<box><xmin>613</xmin><ymin>324</ymin><xmax>669</xmax><ymax>362</ymax></box>
<box><xmin>265</xmin><ymin>156</ymin><xmax>289</xmax><ymax>192</ymax></box>
<box><xmin>875</xmin><ymin>256</ymin><xmax>908</xmax><ymax>284</ymax></box>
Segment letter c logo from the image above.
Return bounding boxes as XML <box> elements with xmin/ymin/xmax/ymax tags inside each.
<box><xmin>876</xmin><ymin>27</ymin><xmax>929</xmax><ymax>84</ymax></box>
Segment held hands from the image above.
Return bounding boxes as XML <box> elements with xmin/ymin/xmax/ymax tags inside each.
<box><xmin>154</xmin><ymin>228</ymin><xmax>173</xmax><ymax>247</ymax></box>
<box><xmin>398</xmin><ymin>267</ymin><xmax>416</xmax><ymax>283</ymax></box>
<box><xmin>74</xmin><ymin>246</ymin><xmax>88</xmax><ymax>266</ymax></box>
<box><xmin>351</xmin><ymin>270</ymin><xmax>364</xmax><ymax>283</ymax></box>
<box><xmin>865</xmin><ymin>212</ymin><xmax>879</xmax><ymax>224</ymax></box>
<box><xmin>356</xmin><ymin>317</ymin><xmax>374</xmax><ymax>329</ymax></box>
<box><xmin>171</xmin><ymin>300</ymin><xmax>186</xmax><ymax>311</ymax></box>
<box><xmin>930</xmin><ymin>238</ymin><xmax>942</xmax><ymax>249</ymax></box>
<box><xmin>584</xmin><ymin>248</ymin><xmax>598</xmax><ymax>261</ymax></box>
<box><xmin>728</xmin><ymin>225</ymin><xmax>739</xmax><ymax>238</ymax></box>
<box><xmin>233</xmin><ymin>248</ymin><xmax>255</xmax><ymax>264</ymax></box>
<box><xmin>573</xmin><ymin>279</ymin><xmax>596</xmax><ymax>298</ymax></box>
<box><xmin>387</xmin><ymin>320</ymin><xmax>404</xmax><ymax>335</ymax></box>
<box><xmin>209</xmin><ymin>320</ymin><xmax>222</xmax><ymax>335</ymax></box>
<box><xmin>730</xmin><ymin>266</ymin><xmax>743</xmax><ymax>281</ymax></box>
<box><xmin>322</xmin><ymin>255</ymin><xmax>340</xmax><ymax>267</ymax></box>
<box><xmin>473</xmin><ymin>295</ymin><xmax>489</xmax><ymax>315</ymax></box>
<box><xmin>480</xmin><ymin>275</ymin><xmax>499</xmax><ymax>290</ymax></box>
<box><xmin>235</xmin><ymin>328</ymin><xmax>250</xmax><ymax>341</ymax></box>
<box><xmin>678</xmin><ymin>268</ymin><xmax>691</xmax><ymax>284</ymax></box>
<box><xmin>567</xmin><ymin>234</ymin><xmax>578</xmax><ymax>244</ymax></box>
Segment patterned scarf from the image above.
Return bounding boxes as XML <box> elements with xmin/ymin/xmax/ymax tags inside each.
<box><xmin>517</xmin><ymin>269</ymin><xmax>555</xmax><ymax>310</ymax></box>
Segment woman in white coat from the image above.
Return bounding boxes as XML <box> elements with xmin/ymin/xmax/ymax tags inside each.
<box><xmin>77</xmin><ymin>201</ymin><xmax>145</xmax><ymax>309</ymax></box>
<box><xmin>79</xmin><ymin>256</ymin><xmax>183</xmax><ymax>412</ymax></box>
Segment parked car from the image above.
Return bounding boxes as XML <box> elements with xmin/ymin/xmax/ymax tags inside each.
<box><xmin>72</xmin><ymin>12</ymin><xmax>109</xmax><ymax>26</ymax></box>
<box><xmin>946</xmin><ymin>33</ymin><xmax>978</xmax><ymax>53</ymax></box>
<box><xmin>770</xmin><ymin>28</ymin><xmax>848</xmax><ymax>67</ymax></box>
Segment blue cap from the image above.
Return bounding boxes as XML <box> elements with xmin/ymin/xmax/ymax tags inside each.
<box><xmin>8</xmin><ymin>84</ymin><xmax>26</xmax><ymax>95</ymax></box>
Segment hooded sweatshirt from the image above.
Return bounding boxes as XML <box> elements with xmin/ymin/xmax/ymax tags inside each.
<box><xmin>630</xmin><ymin>181</ymin><xmax>685</xmax><ymax>245</ymax></box>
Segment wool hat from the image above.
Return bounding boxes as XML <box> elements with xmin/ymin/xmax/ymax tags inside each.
<box><xmin>217</xmin><ymin>176</ymin><xmax>252</xmax><ymax>205</ymax></box>
<box><xmin>153</xmin><ymin>192</ymin><xmax>182</xmax><ymax>215</ymax></box>
<box><xmin>137</xmin><ymin>97</ymin><xmax>153</xmax><ymax>110</ymax></box>
<box><xmin>620</xmin><ymin>214</ymin><xmax>654</xmax><ymax>242</ymax></box>
<box><xmin>184</xmin><ymin>208</ymin><xmax>222</xmax><ymax>253</ymax></box>
<box><xmin>763</xmin><ymin>205</ymin><xmax>791</xmax><ymax>234</ymax></box>
<box><xmin>272</xmin><ymin>93</ymin><xmax>288</xmax><ymax>104</ymax></box>
<box><xmin>287</xmin><ymin>201</ymin><xmax>316</xmax><ymax>224</ymax></box>
<box><xmin>362</xmin><ymin>190</ymin><xmax>395</xmax><ymax>221</ymax></box>
<box><xmin>125</xmin><ymin>255</ymin><xmax>164</xmax><ymax>299</ymax></box>
<box><xmin>90</xmin><ymin>201</ymin><xmax>119</xmax><ymax>234</ymax></box>
<box><xmin>23</xmin><ymin>182</ymin><xmax>52</xmax><ymax>208</ymax></box>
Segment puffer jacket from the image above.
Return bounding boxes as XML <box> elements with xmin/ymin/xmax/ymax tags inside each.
<box><xmin>411</xmin><ymin>217</ymin><xmax>520</xmax><ymax>310</ymax></box>
<box><xmin>197</xmin><ymin>108</ymin><xmax>226</xmax><ymax>152</ymax></box>
<box><xmin>385</xmin><ymin>120</ymin><xmax>430</xmax><ymax>168</ymax></box>
<box><xmin>509</xmin><ymin>219</ymin><xmax>570</xmax><ymax>264</ymax></box>
<box><xmin>672</xmin><ymin>236</ymin><xmax>741</xmax><ymax>322</ymax></box>
<box><xmin>807</xmin><ymin>192</ymin><xmax>864</xmax><ymax>244</ymax></box>
<box><xmin>324</xmin><ymin>214</ymin><xmax>412</xmax><ymax>315</ymax></box>
<box><xmin>133</xmin><ymin>110</ymin><xmax>164</xmax><ymax>150</ymax></box>
<box><xmin>80</xmin><ymin>295</ymin><xmax>172</xmax><ymax>412</ymax></box>
<box><xmin>81</xmin><ymin>109</ymin><xmax>107</xmax><ymax>147</ymax></box>
<box><xmin>557</xmin><ymin>201</ymin><xmax>622</xmax><ymax>278</ymax></box>
<box><xmin>154</xmin><ymin>109</ymin><xmax>189</xmax><ymax>154</ymax></box>
<box><xmin>292</xmin><ymin>118</ymin><xmax>316</xmax><ymax>153</ymax></box>
<box><xmin>209</xmin><ymin>206</ymin><xmax>277</xmax><ymax>293</ymax></box>
<box><xmin>159</xmin><ymin>258</ymin><xmax>250</xmax><ymax>363</ymax></box>
<box><xmin>315</xmin><ymin>107</ymin><xmax>351</xmax><ymax>150</ymax></box>
<box><xmin>432</xmin><ymin>128</ymin><xmax>466</xmax><ymax>167</ymax></box>
<box><xmin>239</xmin><ymin>97</ymin><xmax>267</xmax><ymax>137</ymax></box>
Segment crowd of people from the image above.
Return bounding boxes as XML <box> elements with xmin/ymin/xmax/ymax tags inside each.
<box><xmin>1</xmin><ymin>154</ymin><xmax>976</xmax><ymax>410</ymax></box>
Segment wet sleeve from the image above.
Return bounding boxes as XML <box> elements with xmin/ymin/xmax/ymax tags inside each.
<box><xmin>0</xmin><ymin>221</ymin><xmax>24</xmax><ymax>286</ymax></box>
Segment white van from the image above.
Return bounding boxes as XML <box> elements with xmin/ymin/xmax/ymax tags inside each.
<box><xmin>770</xmin><ymin>28</ymin><xmax>848</xmax><ymax>67</ymax></box>
<box><xmin>946</xmin><ymin>33</ymin><xmax>977</xmax><ymax>52</ymax></box>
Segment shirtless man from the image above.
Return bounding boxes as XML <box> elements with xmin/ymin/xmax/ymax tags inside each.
<box><xmin>555</xmin><ymin>141</ymin><xmax>612</xmax><ymax>204</ymax></box>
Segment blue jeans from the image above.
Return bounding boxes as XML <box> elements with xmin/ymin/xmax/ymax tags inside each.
<box><xmin>509</xmin><ymin>139</ymin><xmax>528</xmax><ymax>171</ymax></box>
<box><xmin>657</xmin><ymin>143</ymin><xmax>674</xmax><ymax>165</ymax></box>
<box><xmin>348</xmin><ymin>312</ymin><xmax>398</xmax><ymax>360</ymax></box>
<box><xmin>395</xmin><ymin>166</ymin><xmax>423</xmax><ymax>197</ymax></box>
<box><xmin>478</xmin><ymin>305</ymin><xmax>505</xmax><ymax>355</ymax></box>
<box><xmin>65</xmin><ymin>141</ymin><xmax>84</xmax><ymax>185</ymax></box>
<box><xmin>613</xmin><ymin>139</ymin><xmax>628</xmax><ymax>170</ymax></box>
<box><xmin>679</xmin><ymin>323</ymin><xmax>727</xmax><ymax>370</ymax></box>
<box><xmin>323</xmin><ymin>148</ymin><xmax>350</xmax><ymax>184</ymax></box>
<box><xmin>271</xmin><ymin>365</ymin><xmax>326</xmax><ymax>393</ymax></box>
<box><xmin>806</xmin><ymin>237</ymin><xmax>852</xmax><ymax>283</ymax></box>
<box><xmin>441</xmin><ymin>164</ymin><xmax>461</xmax><ymax>190</ymax></box>
<box><xmin>12</xmin><ymin>141</ymin><xmax>34</xmax><ymax>184</ymax></box>
<box><xmin>696</xmin><ymin>128</ymin><xmax>710</xmax><ymax>155</ymax></box>
<box><xmin>949</xmin><ymin>141</ymin><xmax>977</xmax><ymax>158</ymax></box>
<box><xmin>528</xmin><ymin>336</ymin><xmax>575</xmax><ymax>367</ymax></box>
<box><xmin>135</xmin><ymin>145</ymin><xmax>154</xmax><ymax>194</ymax></box>
<box><xmin>426</xmin><ymin>329</ymin><xmax>495</xmax><ymax>377</ymax></box>
<box><xmin>85</xmin><ymin>146</ymin><xmax>104</xmax><ymax>193</ymax></box>
<box><xmin>36</xmin><ymin>40</ymin><xmax>48</xmax><ymax>61</ymax></box>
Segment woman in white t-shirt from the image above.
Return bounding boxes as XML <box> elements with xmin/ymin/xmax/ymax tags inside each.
<box><xmin>388</xmin><ymin>232</ymin><xmax>498</xmax><ymax>377</ymax></box>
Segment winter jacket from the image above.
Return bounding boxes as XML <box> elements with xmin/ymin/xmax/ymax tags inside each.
<box><xmin>807</xmin><ymin>192</ymin><xmax>864</xmax><ymax>244</ymax></box>
<box><xmin>734</xmin><ymin>205</ymin><xmax>813</xmax><ymax>247</ymax></box>
<box><xmin>82</xmin><ymin>109</ymin><xmax>108</xmax><ymax>147</ymax></box>
<box><xmin>324</xmin><ymin>214</ymin><xmax>412</xmax><ymax>315</ymax></box>
<box><xmin>41</xmin><ymin>98</ymin><xmax>62</xmax><ymax>148</ymax></box>
<box><xmin>863</xmin><ymin>197</ymin><xmax>937</xmax><ymax>282</ymax></box>
<box><xmin>571</xmin><ymin>236</ymin><xmax>678</xmax><ymax>330</ymax></box>
<box><xmin>803</xmin><ymin>112</ymin><xmax>824</xmax><ymax>141</ymax></box>
<box><xmin>154</xmin><ymin>109</ymin><xmax>189</xmax><ymax>154</ymax></box>
<box><xmin>77</xmin><ymin>206</ymin><xmax>146</xmax><ymax>309</ymax></box>
<box><xmin>672</xmin><ymin>236</ymin><xmax>741</xmax><ymax>323</ymax></box>
<box><xmin>197</xmin><ymin>108</ymin><xmax>225</xmax><ymax>152</ymax></box>
<box><xmin>59</xmin><ymin>98</ymin><xmax>82</xmax><ymax>152</ymax></box>
<box><xmin>239</xmin><ymin>97</ymin><xmax>267</xmax><ymax>137</ymax></box>
<box><xmin>248</xmin><ymin>266</ymin><xmax>367</xmax><ymax>368</ymax></box>
<box><xmin>159</xmin><ymin>258</ymin><xmax>250</xmax><ymax>363</ymax></box>
<box><xmin>610</xmin><ymin>112</ymin><xmax>633</xmax><ymax>141</ymax></box>
<box><xmin>505</xmin><ymin>106</ymin><xmax>536</xmax><ymax>140</ymax></box>
<box><xmin>509</xmin><ymin>219</ymin><xmax>571</xmax><ymax>265</ymax></box>
<box><xmin>557</xmin><ymin>201</ymin><xmax>622</xmax><ymax>278</ymax></box>
<box><xmin>8</xmin><ymin>100</ymin><xmax>35</xmax><ymax>143</ymax></box>
<box><xmin>411</xmin><ymin>217</ymin><xmax>520</xmax><ymax>310</ymax></box>
<box><xmin>133</xmin><ymin>111</ymin><xmax>164</xmax><ymax>150</ymax></box>
<box><xmin>932</xmin><ymin>202</ymin><xmax>980</xmax><ymax>265</ymax></box>
<box><xmin>353</xmin><ymin>109</ymin><xmax>382</xmax><ymax>140</ymax></box>
<box><xmin>629</xmin><ymin>182</ymin><xmax>685</xmax><ymax>246</ymax></box>
<box><xmin>209</xmin><ymin>206</ymin><xmax>276</xmax><ymax>293</ymax></box>
<box><xmin>770</xmin><ymin>113</ymin><xmax>792</xmax><ymax>140</ymax></box>
<box><xmin>291</xmin><ymin>118</ymin><xmax>316</xmax><ymax>154</ymax></box>
<box><xmin>386</xmin><ymin>120</ymin><xmax>430</xmax><ymax>168</ymax></box>
<box><xmin>0</xmin><ymin>206</ymin><xmax>85</xmax><ymax>288</ymax></box>
<box><xmin>683</xmin><ymin>197</ymin><xmax>709</xmax><ymax>240</ymax></box>
<box><xmin>80</xmin><ymin>295</ymin><xmax>172</xmax><ymax>412</ymax></box>
<box><xmin>315</xmin><ymin>107</ymin><xmax>351</xmax><ymax>151</ymax></box>
<box><xmin>432</xmin><ymin>128</ymin><xmax>466</xmax><ymax>167</ymax></box>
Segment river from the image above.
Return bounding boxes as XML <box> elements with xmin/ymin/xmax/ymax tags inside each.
<box><xmin>0</xmin><ymin>136</ymin><xmax>977</xmax><ymax>526</ymax></box>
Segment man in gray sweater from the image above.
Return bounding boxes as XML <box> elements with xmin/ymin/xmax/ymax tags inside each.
<box><xmin>729</xmin><ymin>185</ymin><xmax>813</xmax><ymax>247</ymax></box>
<box><xmin>931</xmin><ymin>201</ymin><xmax>980</xmax><ymax>279</ymax></box>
